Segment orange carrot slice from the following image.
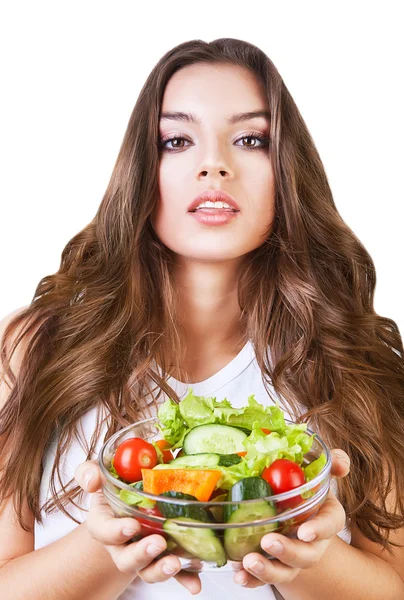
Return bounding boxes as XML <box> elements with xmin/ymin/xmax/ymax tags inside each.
<box><xmin>141</xmin><ymin>468</ymin><xmax>222</xmax><ymax>502</ymax></box>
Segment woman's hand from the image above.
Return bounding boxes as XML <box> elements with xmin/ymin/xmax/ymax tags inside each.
<box><xmin>233</xmin><ymin>448</ymin><xmax>351</xmax><ymax>588</ymax></box>
<box><xmin>74</xmin><ymin>460</ymin><xmax>201</xmax><ymax>595</ymax></box>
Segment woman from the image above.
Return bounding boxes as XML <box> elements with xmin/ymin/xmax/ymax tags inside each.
<box><xmin>0</xmin><ymin>38</ymin><xmax>403</xmax><ymax>599</ymax></box>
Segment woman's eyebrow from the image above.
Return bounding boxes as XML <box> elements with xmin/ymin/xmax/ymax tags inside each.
<box><xmin>159</xmin><ymin>110</ymin><xmax>270</xmax><ymax>125</ymax></box>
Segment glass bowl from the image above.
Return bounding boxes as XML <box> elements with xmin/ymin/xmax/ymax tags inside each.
<box><xmin>98</xmin><ymin>416</ymin><xmax>331</xmax><ymax>573</ymax></box>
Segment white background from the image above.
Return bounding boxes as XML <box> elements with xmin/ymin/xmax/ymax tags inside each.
<box><xmin>0</xmin><ymin>1</ymin><xmax>403</xmax><ymax>335</ymax></box>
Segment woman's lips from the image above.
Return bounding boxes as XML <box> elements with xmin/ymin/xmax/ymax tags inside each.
<box><xmin>188</xmin><ymin>208</ymin><xmax>240</xmax><ymax>226</ymax></box>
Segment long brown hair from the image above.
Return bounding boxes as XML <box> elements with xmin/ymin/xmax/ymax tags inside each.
<box><xmin>1</xmin><ymin>37</ymin><xmax>403</xmax><ymax>553</ymax></box>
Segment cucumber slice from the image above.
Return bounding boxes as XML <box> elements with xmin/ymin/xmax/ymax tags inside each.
<box><xmin>183</xmin><ymin>424</ymin><xmax>247</xmax><ymax>455</ymax></box>
<box><xmin>217</xmin><ymin>454</ymin><xmax>243</xmax><ymax>467</ymax></box>
<box><xmin>156</xmin><ymin>491</ymin><xmax>214</xmax><ymax>521</ymax></box>
<box><xmin>163</xmin><ymin>517</ymin><xmax>227</xmax><ymax>567</ymax></box>
<box><xmin>224</xmin><ymin>500</ymin><xmax>278</xmax><ymax>561</ymax></box>
<box><xmin>235</xmin><ymin>426</ymin><xmax>253</xmax><ymax>435</ymax></box>
<box><xmin>161</xmin><ymin>453</ymin><xmax>220</xmax><ymax>468</ymax></box>
<box><xmin>224</xmin><ymin>477</ymin><xmax>272</xmax><ymax>521</ymax></box>
<box><xmin>223</xmin><ymin>476</ymin><xmax>278</xmax><ymax>561</ymax></box>
<box><xmin>166</xmin><ymin>538</ymin><xmax>178</xmax><ymax>552</ymax></box>
<box><xmin>156</xmin><ymin>452</ymin><xmax>242</xmax><ymax>469</ymax></box>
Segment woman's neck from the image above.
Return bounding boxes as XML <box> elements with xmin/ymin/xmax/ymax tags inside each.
<box><xmin>161</xmin><ymin>256</ymin><xmax>248</xmax><ymax>381</ymax></box>
<box><xmin>174</xmin><ymin>256</ymin><xmax>245</xmax><ymax>348</ymax></box>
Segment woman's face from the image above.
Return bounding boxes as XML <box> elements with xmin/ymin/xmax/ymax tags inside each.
<box><xmin>153</xmin><ymin>63</ymin><xmax>275</xmax><ymax>262</ymax></box>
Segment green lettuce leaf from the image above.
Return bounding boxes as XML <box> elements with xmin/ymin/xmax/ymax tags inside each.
<box><xmin>157</xmin><ymin>389</ymin><xmax>287</xmax><ymax>447</ymax></box>
<box><xmin>179</xmin><ymin>391</ymin><xmax>217</xmax><ymax>429</ymax></box>
<box><xmin>300</xmin><ymin>453</ymin><xmax>327</xmax><ymax>500</ymax></box>
<box><xmin>304</xmin><ymin>452</ymin><xmax>327</xmax><ymax>482</ymax></box>
<box><xmin>213</xmin><ymin>394</ymin><xmax>286</xmax><ymax>432</ymax></box>
<box><xmin>156</xmin><ymin>397</ymin><xmax>186</xmax><ymax>445</ymax></box>
<box><xmin>119</xmin><ymin>484</ymin><xmax>155</xmax><ymax>509</ymax></box>
<box><xmin>108</xmin><ymin>457</ymin><xmax>120</xmax><ymax>480</ymax></box>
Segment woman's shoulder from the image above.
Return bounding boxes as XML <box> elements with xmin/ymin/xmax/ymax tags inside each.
<box><xmin>0</xmin><ymin>304</ymin><xmax>30</xmax><ymax>347</ymax></box>
<box><xmin>0</xmin><ymin>304</ymin><xmax>33</xmax><ymax>407</ymax></box>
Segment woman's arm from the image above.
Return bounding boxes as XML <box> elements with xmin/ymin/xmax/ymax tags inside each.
<box><xmin>276</xmin><ymin>458</ymin><xmax>404</xmax><ymax>600</ymax></box>
<box><xmin>236</xmin><ymin>455</ymin><xmax>404</xmax><ymax>599</ymax></box>
<box><xmin>0</xmin><ymin>309</ymin><xmax>132</xmax><ymax>598</ymax></box>
<box><xmin>0</xmin><ymin>310</ymin><xmax>200</xmax><ymax>598</ymax></box>
<box><xmin>0</xmin><ymin>472</ymin><xmax>201</xmax><ymax>600</ymax></box>
<box><xmin>0</xmin><ymin>522</ymin><xmax>134</xmax><ymax>600</ymax></box>
<box><xmin>275</xmin><ymin>532</ymin><xmax>404</xmax><ymax>600</ymax></box>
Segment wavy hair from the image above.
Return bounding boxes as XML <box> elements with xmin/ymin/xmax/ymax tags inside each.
<box><xmin>1</xmin><ymin>37</ymin><xmax>403</xmax><ymax>553</ymax></box>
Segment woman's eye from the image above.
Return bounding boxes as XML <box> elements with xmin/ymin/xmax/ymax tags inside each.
<box><xmin>158</xmin><ymin>133</ymin><xmax>270</xmax><ymax>152</ymax></box>
<box><xmin>159</xmin><ymin>136</ymin><xmax>190</xmax><ymax>150</ymax></box>
<box><xmin>235</xmin><ymin>134</ymin><xmax>269</xmax><ymax>149</ymax></box>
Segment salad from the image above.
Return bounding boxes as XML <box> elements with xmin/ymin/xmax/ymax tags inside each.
<box><xmin>106</xmin><ymin>389</ymin><xmax>327</xmax><ymax>565</ymax></box>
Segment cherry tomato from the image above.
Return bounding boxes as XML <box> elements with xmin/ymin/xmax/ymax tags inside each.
<box><xmin>113</xmin><ymin>437</ymin><xmax>158</xmax><ymax>483</ymax></box>
<box><xmin>155</xmin><ymin>440</ymin><xmax>174</xmax><ymax>464</ymax></box>
<box><xmin>262</xmin><ymin>458</ymin><xmax>305</xmax><ymax>510</ymax></box>
<box><xmin>135</xmin><ymin>506</ymin><xmax>166</xmax><ymax>537</ymax></box>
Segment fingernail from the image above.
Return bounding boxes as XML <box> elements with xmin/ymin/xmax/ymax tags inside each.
<box><xmin>249</xmin><ymin>560</ymin><xmax>264</xmax><ymax>573</ymax></box>
<box><xmin>122</xmin><ymin>527</ymin><xmax>138</xmax><ymax>537</ymax></box>
<box><xmin>300</xmin><ymin>530</ymin><xmax>316</xmax><ymax>542</ymax></box>
<box><xmin>147</xmin><ymin>544</ymin><xmax>165</xmax><ymax>556</ymax></box>
<box><xmin>266</xmin><ymin>540</ymin><xmax>283</xmax><ymax>554</ymax></box>
<box><xmin>83</xmin><ymin>470</ymin><xmax>94</xmax><ymax>488</ymax></box>
<box><xmin>162</xmin><ymin>563</ymin><xmax>177</xmax><ymax>575</ymax></box>
<box><xmin>236</xmin><ymin>576</ymin><xmax>248</xmax><ymax>586</ymax></box>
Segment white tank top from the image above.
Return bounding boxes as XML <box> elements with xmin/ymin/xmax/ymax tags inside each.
<box><xmin>34</xmin><ymin>340</ymin><xmax>351</xmax><ymax>599</ymax></box>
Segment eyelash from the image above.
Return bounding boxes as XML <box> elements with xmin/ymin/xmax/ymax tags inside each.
<box><xmin>158</xmin><ymin>132</ymin><xmax>270</xmax><ymax>152</ymax></box>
